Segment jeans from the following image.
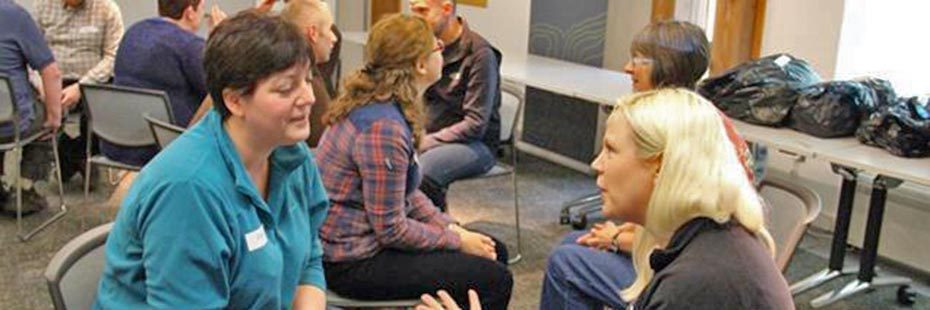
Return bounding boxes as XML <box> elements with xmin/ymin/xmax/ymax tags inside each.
<box><xmin>324</xmin><ymin>237</ymin><xmax>513</xmax><ymax>310</ymax></box>
<box><xmin>418</xmin><ymin>141</ymin><xmax>496</xmax><ymax>210</ymax></box>
<box><xmin>750</xmin><ymin>143</ymin><xmax>768</xmax><ymax>186</ymax></box>
<box><xmin>540</xmin><ymin>231</ymin><xmax>636</xmax><ymax>310</ymax></box>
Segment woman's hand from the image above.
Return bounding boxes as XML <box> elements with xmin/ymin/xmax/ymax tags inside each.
<box><xmin>451</xmin><ymin>225</ymin><xmax>496</xmax><ymax>260</ymax></box>
<box><xmin>417</xmin><ymin>289</ymin><xmax>481</xmax><ymax>310</ymax></box>
<box><xmin>418</xmin><ymin>135</ymin><xmax>440</xmax><ymax>153</ymax></box>
<box><xmin>576</xmin><ymin>221</ymin><xmax>637</xmax><ymax>252</ymax></box>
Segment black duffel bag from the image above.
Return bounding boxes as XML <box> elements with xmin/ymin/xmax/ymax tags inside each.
<box><xmin>698</xmin><ymin>53</ymin><xmax>821</xmax><ymax>126</ymax></box>
<box><xmin>789</xmin><ymin>80</ymin><xmax>879</xmax><ymax>138</ymax></box>
<box><xmin>856</xmin><ymin>96</ymin><xmax>930</xmax><ymax>157</ymax></box>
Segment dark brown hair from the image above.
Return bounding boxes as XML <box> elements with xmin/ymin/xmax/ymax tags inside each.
<box><xmin>630</xmin><ymin>20</ymin><xmax>710</xmax><ymax>89</ymax></box>
<box><xmin>204</xmin><ymin>10</ymin><xmax>313</xmax><ymax>119</ymax></box>
<box><xmin>325</xmin><ymin>14</ymin><xmax>434</xmax><ymax>145</ymax></box>
<box><xmin>158</xmin><ymin>0</ymin><xmax>201</xmax><ymax>20</ymax></box>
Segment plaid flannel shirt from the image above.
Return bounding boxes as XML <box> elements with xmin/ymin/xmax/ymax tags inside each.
<box><xmin>36</xmin><ymin>0</ymin><xmax>122</xmax><ymax>83</ymax></box>
<box><xmin>317</xmin><ymin>101</ymin><xmax>461</xmax><ymax>262</ymax></box>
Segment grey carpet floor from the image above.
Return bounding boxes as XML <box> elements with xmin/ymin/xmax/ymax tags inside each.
<box><xmin>1</xmin><ymin>154</ymin><xmax>928</xmax><ymax>309</ymax></box>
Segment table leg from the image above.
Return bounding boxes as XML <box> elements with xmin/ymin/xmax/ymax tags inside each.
<box><xmin>789</xmin><ymin>164</ymin><xmax>859</xmax><ymax>295</ymax></box>
<box><xmin>810</xmin><ymin>175</ymin><xmax>911</xmax><ymax>308</ymax></box>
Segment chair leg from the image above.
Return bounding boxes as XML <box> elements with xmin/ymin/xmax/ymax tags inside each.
<box><xmin>52</xmin><ymin>137</ymin><xmax>67</xmax><ymax>204</ymax></box>
<box><xmin>84</xmin><ymin>127</ymin><xmax>93</xmax><ymax>202</ymax></box>
<box><xmin>508</xmin><ymin>148</ymin><xmax>523</xmax><ymax>265</ymax></box>
<box><xmin>19</xmin><ymin>137</ymin><xmax>69</xmax><ymax>241</ymax></box>
<box><xmin>83</xmin><ymin>159</ymin><xmax>92</xmax><ymax>202</ymax></box>
<box><xmin>15</xmin><ymin>145</ymin><xmax>24</xmax><ymax>236</ymax></box>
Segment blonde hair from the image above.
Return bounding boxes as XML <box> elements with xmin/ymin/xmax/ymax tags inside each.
<box><xmin>281</xmin><ymin>0</ymin><xmax>331</xmax><ymax>30</ymax></box>
<box><xmin>324</xmin><ymin>14</ymin><xmax>434</xmax><ymax>145</ymax></box>
<box><xmin>614</xmin><ymin>89</ymin><xmax>775</xmax><ymax>301</ymax></box>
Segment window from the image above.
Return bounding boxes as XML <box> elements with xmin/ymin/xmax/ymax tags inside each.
<box><xmin>674</xmin><ymin>0</ymin><xmax>717</xmax><ymax>41</ymax></box>
<box><xmin>834</xmin><ymin>0</ymin><xmax>930</xmax><ymax>97</ymax></box>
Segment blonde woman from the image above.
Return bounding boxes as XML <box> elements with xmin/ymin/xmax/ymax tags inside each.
<box><xmin>540</xmin><ymin>21</ymin><xmax>756</xmax><ymax>309</ymax></box>
<box><xmin>422</xmin><ymin>89</ymin><xmax>791</xmax><ymax>309</ymax></box>
<box><xmin>315</xmin><ymin>14</ymin><xmax>513</xmax><ymax>309</ymax></box>
<box><xmin>598</xmin><ymin>89</ymin><xmax>791</xmax><ymax>308</ymax></box>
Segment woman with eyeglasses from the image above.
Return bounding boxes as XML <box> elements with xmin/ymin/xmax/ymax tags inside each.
<box><xmin>315</xmin><ymin>14</ymin><xmax>513</xmax><ymax>310</ymax></box>
<box><xmin>538</xmin><ymin>20</ymin><xmax>757</xmax><ymax>309</ymax></box>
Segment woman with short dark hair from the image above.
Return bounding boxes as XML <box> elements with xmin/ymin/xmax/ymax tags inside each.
<box><xmin>627</xmin><ymin>20</ymin><xmax>710</xmax><ymax>91</ymax></box>
<box><xmin>95</xmin><ymin>11</ymin><xmax>329</xmax><ymax>309</ymax></box>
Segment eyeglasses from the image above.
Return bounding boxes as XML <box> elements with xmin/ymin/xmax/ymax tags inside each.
<box><xmin>630</xmin><ymin>56</ymin><xmax>655</xmax><ymax>67</ymax></box>
<box><xmin>433</xmin><ymin>39</ymin><xmax>445</xmax><ymax>53</ymax></box>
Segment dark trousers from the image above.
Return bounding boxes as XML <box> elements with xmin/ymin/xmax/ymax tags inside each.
<box><xmin>324</xmin><ymin>238</ymin><xmax>513</xmax><ymax>310</ymax></box>
<box><xmin>418</xmin><ymin>141</ymin><xmax>496</xmax><ymax>211</ymax></box>
<box><xmin>58</xmin><ymin>79</ymin><xmax>97</xmax><ymax>180</ymax></box>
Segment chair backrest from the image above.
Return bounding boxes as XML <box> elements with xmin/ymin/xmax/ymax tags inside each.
<box><xmin>45</xmin><ymin>223</ymin><xmax>113</xmax><ymax>310</ymax></box>
<box><xmin>145</xmin><ymin>113</ymin><xmax>185</xmax><ymax>150</ymax></box>
<box><xmin>759</xmin><ymin>173</ymin><xmax>822</xmax><ymax>271</ymax></box>
<box><xmin>81</xmin><ymin>84</ymin><xmax>173</xmax><ymax>147</ymax></box>
<box><xmin>326</xmin><ymin>290</ymin><xmax>419</xmax><ymax>308</ymax></box>
<box><xmin>0</xmin><ymin>74</ymin><xmax>18</xmax><ymax>125</ymax></box>
<box><xmin>499</xmin><ymin>81</ymin><xmax>525</xmax><ymax>144</ymax></box>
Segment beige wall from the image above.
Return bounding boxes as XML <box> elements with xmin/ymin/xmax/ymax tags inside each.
<box><xmin>334</xmin><ymin>0</ymin><xmax>367</xmax><ymax>32</ymax></box>
<box><xmin>339</xmin><ymin>0</ymin><xmax>530</xmax><ymax>64</ymax></box>
<box><xmin>759</xmin><ymin>0</ymin><xmax>845</xmax><ymax>79</ymax></box>
<box><xmin>457</xmin><ymin>0</ymin><xmax>531</xmax><ymax>63</ymax></box>
<box><xmin>602</xmin><ymin>0</ymin><xmax>652</xmax><ymax>72</ymax></box>
<box><xmin>602</xmin><ymin>0</ymin><xmax>846</xmax><ymax>79</ymax></box>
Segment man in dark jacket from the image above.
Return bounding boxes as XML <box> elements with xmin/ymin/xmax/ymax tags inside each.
<box><xmin>411</xmin><ymin>0</ymin><xmax>502</xmax><ymax>211</ymax></box>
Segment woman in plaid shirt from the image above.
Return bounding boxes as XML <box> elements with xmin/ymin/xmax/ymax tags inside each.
<box><xmin>315</xmin><ymin>14</ymin><xmax>513</xmax><ymax>310</ymax></box>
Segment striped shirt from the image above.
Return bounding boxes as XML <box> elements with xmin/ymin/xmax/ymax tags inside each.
<box><xmin>317</xmin><ymin>101</ymin><xmax>461</xmax><ymax>262</ymax></box>
<box><xmin>36</xmin><ymin>0</ymin><xmax>122</xmax><ymax>83</ymax></box>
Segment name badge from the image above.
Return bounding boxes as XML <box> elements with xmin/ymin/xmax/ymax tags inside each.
<box><xmin>77</xmin><ymin>26</ymin><xmax>99</xmax><ymax>34</ymax></box>
<box><xmin>245</xmin><ymin>225</ymin><xmax>268</xmax><ymax>252</ymax></box>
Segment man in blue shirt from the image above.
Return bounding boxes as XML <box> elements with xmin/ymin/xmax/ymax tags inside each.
<box><xmin>102</xmin><ymin>0</ymin><xmax>211</xmax><ymax>166</ymax></box>
<box><xmin>0</xmin><ymin>0</ymin><xmax>63</xmax><ymax>215</ymax></box>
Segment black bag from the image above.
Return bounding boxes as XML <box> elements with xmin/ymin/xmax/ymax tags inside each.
<box><xmin>698</xmin><ymin>53</ymin><xmax>821</xmax><ymax>126</ymax></box>
<box><xmin>856</xmin><ymin>96</ymin><xmax>930</xmax><ymax>157</ymax></box>
<box><xmin>854</xmin><ymin>77</ymin><xmax>897</xmax><ymax>108</ymax></box>
<box><xmin>789</xmin><ymin>81</ymin><xmax>879</xmax><ymax>138</ymax></box>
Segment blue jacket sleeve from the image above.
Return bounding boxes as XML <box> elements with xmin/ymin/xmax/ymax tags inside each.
<box><xmin>137</xmin><ymin>181</ymin><xmax>235</xmax><ymax>309</ymax></box>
